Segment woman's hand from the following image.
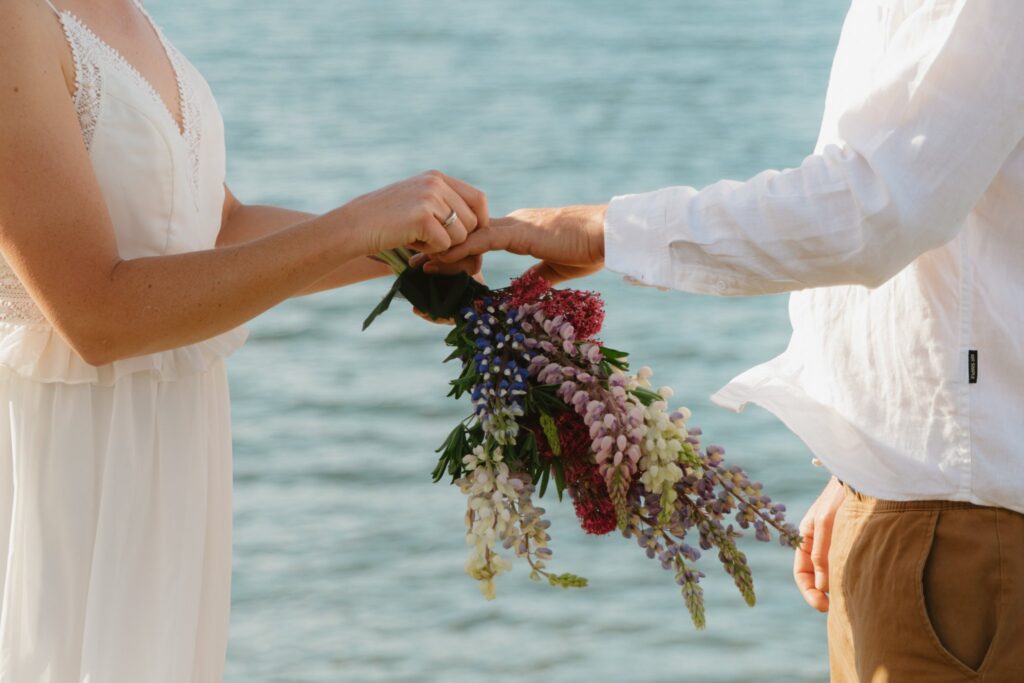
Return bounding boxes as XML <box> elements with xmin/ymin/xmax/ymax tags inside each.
<box><xmin>430</xmin><ymin>205</ymin><xmax>607</xmax><ymax>285</ymax></box>
<box><xmin>0</xmin><ymin>3</ymin><xmax>492</xmax><ymax>366</ymax></box>
<box><xmin>793</xmin><ymin>476</ymin><xmax>846</xmax><ymax>612</ymax></box>
<box><xmin>341</xmin><ymin>170</ymin><xmax>489</xmax><ymax>257</ymax></box>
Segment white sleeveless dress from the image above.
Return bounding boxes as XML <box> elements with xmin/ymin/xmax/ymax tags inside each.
<box><xmin>0</xmin><ymin>3</ymin><xmax>248</xmax><ymax>681</ymax></box>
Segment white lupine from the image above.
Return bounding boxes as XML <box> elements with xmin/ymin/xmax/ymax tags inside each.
<box><xmin>456</xmin><ymin>444</ymin><xmax>554</xmax><ymax>598</ymax></box>
<box><xmin>457</xmin><ymin>445</ymin><xmax>519</xmax><ymax>598</ymax></box>
<box><xmin>639</xmin><ymin>399</ymin><xmax>685</xmax><ymax>513</ymax></box>
<box><xmin>630</xmin><ymin>369</ymin><xmax>695</xmax><ymax>523</ymax></box>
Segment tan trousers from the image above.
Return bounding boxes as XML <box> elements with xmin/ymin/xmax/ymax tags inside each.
<box><xmin>827</xmin><ymin>485</ymin><xmax>1024</xmax><ymax>682</ymax></box>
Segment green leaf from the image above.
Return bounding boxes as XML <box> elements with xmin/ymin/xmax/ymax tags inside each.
<box><xmin>361</xmin><ymin>276</ymin><xmax>404</xmax><ymax>330</ymax></box>
<box><xmin>629</xmin><ymin>386</ymin><xmax>663</xmax><ymax>406</ymax></box>
<box><xmin>599</xmin><ymin>346</ymin><xmax>630</xmax><ymax>371</ymax></box>
<box><xmin>538</xmin><ymin>465</ymin><xmax>551</xmax><ymax>498</ymax></box>
<box><xmin>442</xmin><ymin>325</ymin><xmax>471</xmax><ymax>362</ymax></box>
<box><xmin>443</xmin><ymin>347</ymin><xmax>465</xmax><ymax>363</ymax></box>
<box><xmin>432</xmin><ymin>421</ymin><xmax>475</xmax><ymax>483</ymax></box>
<box><xmin>431</xmin><ymin>453</ymin><xmax>450</xmax><ymax>483</ymax></box>
<box><xmin>434</xmin><ymin>422</ymin><xmax>464</xmax><ymax>455</ymax></box>
<box><xmin>552</xmin><ymin>459</ymin><xmax>566</xmax><ymax>500</ymax></box>
<box><xmin>600</xmin><ymin>346</ymin><xmax>630</xmax><ymax>360</ymax></box>
<box><xmin>528</xmin><ymin>384</ymin><xmax>569</xmax><ymax>414</ymax></box>
<box><xmin>447</xmin><ymin>358</ymin><xmax>480</xmax><ymax>400</ymax></box>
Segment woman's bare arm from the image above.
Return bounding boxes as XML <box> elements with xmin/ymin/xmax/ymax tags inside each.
<box><xmin>216</xmin><ymin>188</ymin><xmax>392</xmax><ymax>296</ymax></box>
<box><xmin>0</xmin><ymin>0</ymin><xmax>486</xmax><ymax>365</ymax></box>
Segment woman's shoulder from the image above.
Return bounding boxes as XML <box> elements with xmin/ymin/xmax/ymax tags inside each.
<box><xmin>0</xmin><ymin>0</ymin><xmax>75</xmax><ymax>105</ymax></box>
<box><xmin>0</xmin><ymin>0</ymin><xmax>61</xmax><ymax>49</ymax></box>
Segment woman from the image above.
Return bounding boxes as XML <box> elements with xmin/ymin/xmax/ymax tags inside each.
<box><xmin>0</xmin><ymin>0</ymin><xmax>484</xmax><ymax>680</ymax></box>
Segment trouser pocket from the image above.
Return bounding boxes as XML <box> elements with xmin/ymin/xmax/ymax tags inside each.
<box><xmin>918</xmin><ymin>507</ymin><xmax>1001</xmax><ymax>673</ymax></box>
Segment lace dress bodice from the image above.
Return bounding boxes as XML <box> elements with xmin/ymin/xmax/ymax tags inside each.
<box><xmin>0</xmin><ymin>1</ymin><xmax>247</xmax><ymax>384</ymax></box>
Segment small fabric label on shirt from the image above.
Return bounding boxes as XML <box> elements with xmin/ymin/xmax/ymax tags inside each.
<box><xmin>969</xmin><ymin>350</ymin><xmax>978</xmax><ymax>384</ymax></box>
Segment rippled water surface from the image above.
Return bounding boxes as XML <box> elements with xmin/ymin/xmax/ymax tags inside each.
<box><xmin>148</xmin><ymin>1</ymin><xmax>850</xmax><ymax>680</ymax></box>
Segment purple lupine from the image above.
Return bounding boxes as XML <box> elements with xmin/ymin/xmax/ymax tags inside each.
<box><xmin>522</xmin><ymin>305</ymin><xmax>645</xmax><ymax>527</ymax></box>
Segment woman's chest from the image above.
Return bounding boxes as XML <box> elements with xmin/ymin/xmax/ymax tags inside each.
<box><xmin>61</xmin><ymin>13</ymin><xmax>227</xmax><ymax>257</ymax></box>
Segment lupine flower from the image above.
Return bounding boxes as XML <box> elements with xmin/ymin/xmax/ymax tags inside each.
<box><xmin>507</xmin><ymin>270</ymin><xmax>552</xmax><ymax>307</ymax></box>
<box><xmin>507</xmin><ymin>271</ymin><xmax>606</xmax><ymax>340</ymax></box>
<box><xmin>565</xmin><ymin>455</ymin><xmax>618</xmax><ymax>535</ymax></box>
<box><xmin>463</xmin><ymin>299</ymin><xmax>532</xmax><ymax>445</ymax></box>
<box><xmin>367</xmin><ymin>257</ymin><xmax>800</xmax><ymax>628</ymax></box>
<box><xmin>541</xmin><ymin>288</ymin><xmax>605</xmax><ymax>340</ymax></box>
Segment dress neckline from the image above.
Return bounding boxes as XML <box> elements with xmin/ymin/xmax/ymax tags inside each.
<box><xmin>56</xmin><ymin>3</ymin><xmax>190</xmax><ymax>141</ymax></box>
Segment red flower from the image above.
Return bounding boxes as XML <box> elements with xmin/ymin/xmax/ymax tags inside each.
<box><xmin>530</xmin><ymin>412</ymin><xmax>615</xmax><ymax>535</ymax></box>
<box><xmin>541</xmin><ymin>289</ymin><xmax>605</xmax><ymax>340</ymax></box>
<box><xmin>566</xmin><ymin>458</ymin><xmax>618</xmax><ymax>536</ymax></box>
<box><xmin>505</xmin><ymin>272</ymin><xmax>605</xmax><ymax>340</ymax></box>
<box><xmin>507</xmin><ymin>271</ymin><xmax>552</xmax><ymax>308</ymax></box>
<box><xmin>532</xmin><ymin>412</ymin><xmax>590</xmax><ymax>462</ymax></box>
<box><xmin>560</xmin><ymin>413</ymin><xmax>617</xmax><ymax>535</ymax></box>
<box><xmin>555</xmin><ymin>411</ymin><xmax>590</xmax><ymax>461</ymax></box>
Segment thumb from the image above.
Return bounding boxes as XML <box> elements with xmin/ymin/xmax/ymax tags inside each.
<box><xmin>526</xmin><ymin>261</ymin><xmax>569</xmax><ymax>286</ymax></box>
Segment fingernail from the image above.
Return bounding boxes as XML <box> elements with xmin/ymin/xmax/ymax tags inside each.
<box><xmin>815</xmin><ymin>572</ymin><xmax>826</xmax><ymax>590</ymax></box>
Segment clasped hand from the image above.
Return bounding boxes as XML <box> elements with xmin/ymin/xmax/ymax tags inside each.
<box><xmin>429</xmin><ymin>205</ymin><xmax>607</xmax><ymax>285</ymax></box>
<box><xmin>367</xmin><ymin>173</ymin><xmax>608</xmax><ymax>287</ymax></box>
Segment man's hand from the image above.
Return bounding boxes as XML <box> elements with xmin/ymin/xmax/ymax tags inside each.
<box><xmin>793</xmin><ymin>476</ymin><xmax>846</xmax><ymax>612</ymax></box>
<box><xmin>429</xmin><ymin>205</ymin><xmax>608</xmax><ymax>285</ymax></box>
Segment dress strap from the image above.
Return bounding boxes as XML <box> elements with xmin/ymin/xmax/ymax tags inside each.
<box><xmin>41</xmin><ymin>0</ymin><xmax>62</xmax><ymax>16</ymax></box>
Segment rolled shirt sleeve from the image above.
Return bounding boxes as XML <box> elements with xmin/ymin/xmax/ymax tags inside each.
<box><xmin>605</xmin><ymin>0</ymin><xmax>1024</xmax><ymax>296</ymax></box>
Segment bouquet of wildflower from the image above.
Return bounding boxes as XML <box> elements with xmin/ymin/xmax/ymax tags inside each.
<box><xmin>365</xmin><ymin>249</ymin><xmax>801</xmax><ymax>628</ymax></box>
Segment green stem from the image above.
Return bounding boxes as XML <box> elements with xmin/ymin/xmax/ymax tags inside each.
<box><xmin>375</xmin><ymin>249</ymin><xmax>409</xmax><ymax>274</ymax></box>
<box><xmin>395</xmin><ymin>246</ymin><xmax>414</xmax><ymax>262</ymax></box>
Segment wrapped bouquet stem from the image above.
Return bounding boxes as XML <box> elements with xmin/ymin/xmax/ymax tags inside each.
<box><xmin>365</xmin><ymin>249</ymin><xmax>801</xmax><ymax>629</ymax></box>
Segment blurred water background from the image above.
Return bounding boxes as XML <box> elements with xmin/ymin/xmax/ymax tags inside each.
<box><xmin>148</xmin><ymin>1</ymin><xmax>850</xmax><ymax>680</ymax></box>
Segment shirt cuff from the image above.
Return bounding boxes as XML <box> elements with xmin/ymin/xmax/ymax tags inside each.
<box><xmin>604</xmin><ymin>188</ymin><xmax>752</xmax><ymax>296</ymax></box>
<box><xmin>604</xmin><ymin>189</ymin><xmax>679</xmax><ymax>289</ymax></box>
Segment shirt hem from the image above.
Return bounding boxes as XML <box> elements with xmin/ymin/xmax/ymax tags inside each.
<box><xmin>710</xmin><ymin>371</ymin><xmax>1017</xmax><ymax>513</ymax></box>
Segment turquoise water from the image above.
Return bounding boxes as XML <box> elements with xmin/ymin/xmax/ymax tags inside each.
<box><xmin>150</xmin><ymin>1</ymin><xmax>850</xmax><ymax>680</ymax></box>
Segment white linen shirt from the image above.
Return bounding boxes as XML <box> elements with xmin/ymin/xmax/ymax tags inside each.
<box><xmin>604</xmin><ymin>0</ymin><xmax>1024</xmax><ymax>513</ymax></box>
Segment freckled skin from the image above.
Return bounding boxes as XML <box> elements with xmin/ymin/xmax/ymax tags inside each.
<box><xmin>0</xmin><ymin>0</ymin><xmax>486</xmax><ymax>366</ymax></box>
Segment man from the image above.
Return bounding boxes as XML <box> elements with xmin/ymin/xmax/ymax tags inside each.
<box><xmin>432</xmin><ymin>1</ymin><xmax>1024</xmax><ymax>680</ymax></box>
